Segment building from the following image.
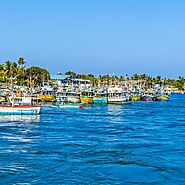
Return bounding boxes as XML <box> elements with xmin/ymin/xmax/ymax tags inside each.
<box><xmin>50</xmin><ymin>75</ymin><xmax>91</xmax><ymax>92</ymax></box>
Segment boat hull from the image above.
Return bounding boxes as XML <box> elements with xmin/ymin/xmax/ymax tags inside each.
<box><xmin>56</xmin><ymin>96</ymin><xmax>68</xmax><ymax>103</ymax></box>
<box><xmin>153</xmin><ymin>95</ymin><xmax>169</xmax><ymax>101</ymax></box>
<box><xmin>80</xmin><ymin>97</ymin><xmax>93</xmax><ymax>104</ymax></box>
<box><xmin>67</xmin><ymin>96</ymin><xmax>81</xmax><ymax>103</ymax></box>
<box><xmin>141</xmin><ymin>96</ymin><xmax>153</xmax><ymax>101</ymax></box>
<box><xmin>108</xmin><ymin>102</ymin><xmax>131</xmax><ymax>105</ymax></box>
<box><xmin>58</xmin><ymin>103</ymin><xmax>83</xmax><ymax>109</ymax></box>
<box><xmin>93</xmin><ymin>97</ymin><xmax>107</xmax><ymax>104</ymax></box>
<box><xmin>107</xmin><ymin>97</ymin><xmax>127</xmax><ymax>103</ymax></box>
<box><xmin>38</xmin><ymin>95</ymin><xmax>56</xmax><ymax>102</ymax></box>
<box><xmin>132</xmin><ymin>96</ymin><xmax>141</xmax><ymax>101</ymax></box>
<box><xmin>0</xmin><ymin>106</ymin><xmax>41</xmax><ymax>115</ymax></box>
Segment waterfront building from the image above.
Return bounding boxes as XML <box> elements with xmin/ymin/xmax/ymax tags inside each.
<box><xmin>50</xmin><ymin>75</ymin><xmax>91</xmax><ymax>92</ymax></box>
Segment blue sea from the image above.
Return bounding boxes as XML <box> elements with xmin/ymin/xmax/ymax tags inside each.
<box><xmin>0</xmin><ymin>94</ymin><xmax>185</xmax><ymax>184</ymax></box>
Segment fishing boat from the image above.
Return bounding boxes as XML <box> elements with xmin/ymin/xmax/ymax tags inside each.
<box><xmin>107</xmin><ymin>92</ymin><xmax>128</xmax><ymax>104</ymax></box>
<box><xmin>93</xmin><ymin>93</ymin><xmax>107</xmax><ymax>104</ymax></box>
<box><xmin>80</xmin><ymin>96</ymin><xmax>93</xmax><ymax>104</ymax></box>
<box><xmin>0</xmin><ymin>97</ymin><xmax>41</xmax><ymax>115</ymax></box>
<box><xmin>141</xmin><ymin>95</ymin><xmax>153</xmax><ymax>101</ymax></box>
<box><xmin>56</xmin><ymin>95</ymin><xmax>68</xmax><ymax>103</ymax></box>
<box><xmin>80</xmin><ymin>91</ymin><xmax>94</xmax><ymax>104</ymax></box>
<box><xmin>141</xmin><ymin>93</ymin><xmax>154</xmax><ymax>101</ymax></box>
<box><xmin>38</xmin><ymin>94</ymin><xmax>56</xmax><ymax>102</ymax></box>
<box><xmin>131</xmin><ymin>94</ymin><xmax>141</xmax><ymax>101</ymax></box>
<box><xmin>66</xmin><ymin>92</ymin><xmax>81</xmax><ymax>103</ymax></box>
<box><xmin>58</xmin><ymin>103</ymin><xmax>83</xmax><ymax>109</ymax></box>
<box><xmin>153</xmin><ymin>94</ymin><xmax>169</xmax><ymax>101</ymax></box>
<box><xmin>107</xmin><ymin>87</ymin><xmax>129</xmax><ymax>104</ymax></box>
<box><xmin>56</xmin><ymin>92</ymin><xmax>68</xmax><ymax>103</ymax></box>
<box><xmin>38</xmin><ymin>86</ymin><xmax>57</xmax><ymax>102</ymax></box>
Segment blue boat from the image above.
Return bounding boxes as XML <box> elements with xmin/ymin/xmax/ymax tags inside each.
<box><xmin>93</xmin><ymin>92</ymin><xmax>107</xmax><ymax>104</ymax></box>
<box><xmin>93</xmin><ymin>97</ymin><xmax>107</xmax><ymax>104</ymax></box>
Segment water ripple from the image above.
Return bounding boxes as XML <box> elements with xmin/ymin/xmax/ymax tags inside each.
<box><xmin>0</xmin><ymin>94</ymin><xmax>185</xmax><ymax>184</ymax></box>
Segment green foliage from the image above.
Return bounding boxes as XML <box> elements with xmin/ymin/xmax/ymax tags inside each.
<box><xmin>120</xmin><ymin>76</ymin><xmax>125</xmax><ymax>81</ymax></box>
<box><xmin>0</xmin><ymin>59</ymin><xmax>184</xmax><ymax>90</ymax></box>
<box><xmin>65</xmin><ymin>71</ymin><xmax>76</xmax><ymax>76</ymax></box>
<box><xmin>25</xmin><ymin>66</ymin><xmax>50</xmax><ymax>85</ymax></box>
<box><xmin>0</xmin><ymin>59</ymin><xmax>50</xmax><ymax>86</ymax></box>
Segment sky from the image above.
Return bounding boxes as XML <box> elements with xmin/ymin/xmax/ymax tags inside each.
<box><xmin>0</xmin><ymin>0</ymin><xmax>185</xmax><ymax>78</ymax></box>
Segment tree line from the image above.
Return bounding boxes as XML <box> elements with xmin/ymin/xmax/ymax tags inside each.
<box><xmin>0</xmin><ymin>59</ymin><xmax>184</xmax><ymax>90</ymax></box>
<box><xmin>0</xmin><ymin>58</ymin><xmax>50</xmax><ymax>86</ymax></box>
<box><xmin>64</xmin><ymin>71</ymin><xmax>185</xmax><ymax>90</ymax></box>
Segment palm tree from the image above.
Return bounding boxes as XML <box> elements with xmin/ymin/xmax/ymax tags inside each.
<box><xmin>0</xmin><ymin>64</ymin><xmax>5</xmax><ymax>82</ymax></box>
<box><xmin>18</xmin><ymin>57</ymin><xmax>26</xmax><ymax>66</ymax></box>
<box><xmin>3</xmin><ymin>61</ymin><xmax>18</xmax><ymax>85</ymax></box>
<box><xmin>140</xmin><ymin>74</ymin><xmax>147</xmax><ymax>80</ymax></box>
<box><xmin>18</xmin><ymin>57</ymin><xmax>26</xmax><ymax>86</ymax></box>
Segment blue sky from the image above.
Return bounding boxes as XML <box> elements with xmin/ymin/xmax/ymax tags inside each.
<box><xmin>0</xmin><ymin>0</ymin><xmax>184</xmax><ymax>78</ymax></box>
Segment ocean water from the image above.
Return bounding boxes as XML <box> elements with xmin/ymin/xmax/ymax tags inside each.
<box><xmin>0</xmin><ymin>94</ymin><xmax>185</xmax><ymax>184</ymax></box>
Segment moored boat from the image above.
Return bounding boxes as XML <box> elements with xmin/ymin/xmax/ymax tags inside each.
<box><xmin>107</xmin><ymin>92</ymin><xmax>128</xmax><ymax>104</ymax></box>
<box><xmin>0</xmin><ymin>97</ymin><xmax>41</xmax><ymax>115</ymax></box>
<box><xmin>80</xmin><ymin>96</ymin><xmax>93</xmax><ymax>104</ymax></box>
<box><xmin>131</xmin><ymin>95</ymin><xmax>141</xmax><ymax>101</ymax></box>
<box><xmin>80</xmin><ymin>91</ymin><xmax>94</xmax><ymax>104</ymax></box>
<box><xmin>141</xmin><ymin>95</ymin><xmax>153</xmax><ymax>101</ymax></box>
<box><xmin>38</xmin><ymin>95</ymin><xmax>56</xmax><ymax>102</ymax></box>
<box><xmin>93</xmin><ymin>93</ymin><xmax>107</xmax><ymax>104</ymax></box>
<box><xmin>66</xmin><ymin>92</ymin><xmax>81</xmax><ymax>103</ymax></box>
<box><xmin>93</xmin><ymin>97</ymin><xmax>107</xmax><ymax>104</ymax></box>
<box><xmin>153</xmin><ymin>94</ymin><xmax>169</xmax><ymax>101</ymax></box>
<box><xmin>56</xmin><ymin>92</ymin><xmax>68</xmax><ymax>103</ymax></box>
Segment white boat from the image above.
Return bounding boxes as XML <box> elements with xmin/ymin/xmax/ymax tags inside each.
<box><xmin>107</xmin><ymin>87</ymin><xmax>129</xmax><ymax>103</ymax></box>
<box><xmin>66</xmin><ymin>92</ymin><xmax>81</xmax><ymax>103</ymax></box>
<box><xmin>107</xmin><ymin>92</ymin><xmax>128</xmax><ymax>103</ymax></box>
<box><xmin>56</xmin><ymin>92</ymin><xmax>68</xmax><ymax>103</ymax></box>
<box><xmin>0</xmin><ymin>97</ymin><xmax>41</xmax><ymax>115</ymax></box>
<box><xmin>56</xmin><ymin>95</ymin><xmax>68</xmax><ymax>103</ymax></box>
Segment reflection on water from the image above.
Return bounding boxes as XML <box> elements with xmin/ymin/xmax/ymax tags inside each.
<box><xmin>0</xmin><ymin>115</ymin><xmax>41</xmax><ymax>153</ymax></box>
<box><xmin>0</xmin><ymin>115</ymin><xmax>41</xmax><ymax>122</ymax></box>
<box><xmin>107</xmin><ymin>104</ymin><xmax>127</xmax><ymax>124</ymax></box>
